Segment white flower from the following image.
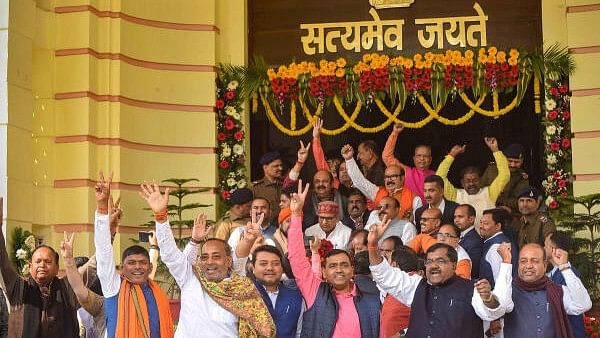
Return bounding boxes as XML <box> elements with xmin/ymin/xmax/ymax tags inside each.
<box><xmin>545</xmin><ymin>99</ymin><xmax>556</xmax><ymax>111</ymax></box>
<box><xmin>237</xmin><ymin>180</ymin><xmax>247</xmax><ymax>189</ymax></box>
<box><xmin>546</xmin><ymin>154</ymin><xmax>557</xmax><ymax>165</ymax></box>
<box><xmin>227</xmin><ymin>80</ymin><xmax>239</xmax><ymax>90</ymax></box>
<box><xmin>227</xmin><ymin>178</ymin><xmax>237</xmax><ymax>187</ymax></box>
<box><xmin>222</xmin><ymin>147</ymin><xmax>231</xmax><ymax>157</ymax></box>
<box><xmin>231</xmin><ymin>112</ymin><xmax>241</xmax><ymax>121</ymax></box>
<box><xmin>545</xmin><ymin>196</ymin><xmax>555</xmax><ymax>206</ymax></box>
<box><xmin>225</xmin><ymin>106</ymin><xmax>236</xmax><ymax>116</ymax></box>
<box><xmin>16</xmin><ymin>248</ymin><xmax>28</xmax><ymax>260</ymax></box>
<box><xmin>233</xmin><ymin>144</ymin><xmax>244</xmax><ymax>155</ymax></box>
<box><xmin>545</xmin><ymin>125</ymin><xmax>556</xmax><ymax>136</ymax></box>
<box><xmin>21</xmin><ymin>263</ymin><xmax>30</xmax><ymax>276</ymax></box>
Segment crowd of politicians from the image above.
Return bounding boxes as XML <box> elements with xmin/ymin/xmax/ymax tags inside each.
<box><xmin>0</xmin><ymin>119</ymin><xmax>593</xmax><ymax>338</ymax></box>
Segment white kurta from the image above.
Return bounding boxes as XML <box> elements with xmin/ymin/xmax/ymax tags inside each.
<box><xmin>365</xmin><ymin>211</ymin><xmax>417</xmax><ymax>245</ymax></box>
<box><xmin>304</xmin><ymin>222</ymin><xmax>351</xmax><ymax>249</ymax></box>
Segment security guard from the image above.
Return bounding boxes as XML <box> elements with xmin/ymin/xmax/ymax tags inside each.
<box><xmin>512</xmin><ymin>186</ymin><xmax>555</xmax><ymax>248</ymax></box>
<box><xmin>252</xmin><ymin>151</ymin><xmax>283</xmax><ymax>218</ymax></box>
<box><xmin>213</xmin><ymin>187</ymin><xmax>253</xmax><ymax>241</ymax></box>
<box><xmin>481</xmin><ymin>143</ymin><xmax>530</xmax><ymax>214</ymax></box>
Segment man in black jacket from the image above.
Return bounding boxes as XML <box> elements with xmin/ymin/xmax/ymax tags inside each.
<box><xmin>414</xmin><ymin>175</ymin><xmax>458</xmax><ymax>230</ymax></box>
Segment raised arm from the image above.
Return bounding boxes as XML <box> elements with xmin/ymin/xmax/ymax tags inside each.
<box><xmin>235</xmin><ymin>214</ymin><xmax>265</xmax><ymax>259</ymax></box>
<box><xmin>382</xmin><ymin>123</ymin><xmax>406</xmax><ymax>169</ymax></box>
<box><xmin>61</xmin><ymin>231</ymin><xmax>94</xmax><ymax>303</ymax></box>
<box><xmin>484</xmin><ymin>138</ymin><xmax>510</xmax><ymax>203</ymax></box>
<box><xmin>287</xmin><ymin>180</ymin><xmax>322</xmax><ymax>308</ymax></box>
<box><xmin>342</xmin><ymin>144</ymin><xmax>379</xmax><ymax>200</ymax></box>
<box><xmin>472</xmin><ymin>243</ymin><xmax>514</xmax><ymax>320</ymax></box>
<box><xmin>367</xmin><ymin>215</ymin><xmax>422</xmax><ymax>305</ymax></box>
<box><xmin>283</xmin><ymin>140</ymin><xmax>311</xmax><ymax>188</ymax></box>
<box><xmin>436</xmin><ymin>145</ymin><xmax>465</xmax><ymax>201</ymax></box>
<box><xmin>93</xmin><ymin>171</ymin><xmax>121</xmax><ymax>298</ymax></box>
<box><xmin>312</xmin><ymin>117</ymin><xmax>330</xmax><ymax>172</ymax></box>
<box><xmin>0</xmin><ymin>197</ymin><xmax>24</xmax><ymax>304</ymax></box>
<box><xmin>552</xmin><ymin>248</ymin><xmax>592</xmax><ymax>315</ymax></box>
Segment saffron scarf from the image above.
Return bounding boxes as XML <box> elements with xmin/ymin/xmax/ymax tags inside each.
<box><xmin>194</xmin><ymin>267</ymin><xmax>276</xmax><ymax>338</ymax></box>
<box><xmin>115</xmin><ymin>279</ymin><xmax>174</xmax><ymax>338</ymax></box>
<box><xmin>514</xmin><ymin>275</ymin><xmax>573</xmax><ymax>338</ymax></box>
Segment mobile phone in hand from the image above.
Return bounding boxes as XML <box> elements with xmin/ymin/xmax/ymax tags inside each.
<box><xmin>138</xmin><ymin>231</ymin><xmax>152</xmax><ymax>242</ymax></box>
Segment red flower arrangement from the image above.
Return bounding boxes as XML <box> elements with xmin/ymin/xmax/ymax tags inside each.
<box><xmin>317</xmin><ymin>239</ymin><xmax>334</xmax><ymax>259</ymax></box>
<box><xmin>309</xmin><ymin>75</ymin><xmax>347</xmax><ymax>102</ymax></box>
<box><xmin>484</xmin><ymin>62</ymin><xmax>518</xmax><ymax>91</ymax></box>
<box><xmin>584</xmin><ymin>315</ymin><xmax>600</xmax><ymax>337</ymax></box>
<box><xmin>271</xmin><ymin>77</ymin><xmax>299</xmax><ymax>106</ymax></box>
<box><xmin>444</xmin><ymin>64</ymin><xmax>474</xmax><ymax>91</ymax></box>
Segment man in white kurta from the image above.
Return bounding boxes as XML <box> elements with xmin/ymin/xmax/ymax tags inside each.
<box><xmin>304</xmin><ymin>200</ymin><xmax>351</xmax><ymax>249</ymax></box>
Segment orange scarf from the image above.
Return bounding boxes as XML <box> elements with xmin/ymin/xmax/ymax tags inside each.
<box><xmin>369</xmin><ymin>185</ymin><xmax>415</xmax><ymax>219</ymax></box>
<box><xmin>115</xmin><ymin>279</ymin><xmax>174</xmax><ymax>338</ymax></box>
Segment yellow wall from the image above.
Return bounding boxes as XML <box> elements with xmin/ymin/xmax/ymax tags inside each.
<box><xmin>3</xmin><ymin>0</ymin><xmax>248</xmax><ymax>262</ymax></box>
<box><xmin>543</xmin><ymin>0</ymin><xmax>600</xmax><ymax>198</ymax></box>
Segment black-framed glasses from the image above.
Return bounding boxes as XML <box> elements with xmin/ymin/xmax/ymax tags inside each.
<box><xmin>377</xmin><ymin>204</ymin><xmax>395</xmax><ymax>211</ymax></box>
<box><xmin>318</xmin><ymin>216</ymin><xmax>336</xmax><ymax>222</ymax></box>
<box><xmin>436</xmin><ymin>232</ymin><xmax>458</xmax><ymax>239</ymax></box>
<box><xmin>384</xmin><ymin>174</ymin><xmax>403</xmax><ymax>180</ymax></box>
<box><xmin>424</xmin><ymin>258</ymin><xmax>450</xmax><ymax>266</ymax></box>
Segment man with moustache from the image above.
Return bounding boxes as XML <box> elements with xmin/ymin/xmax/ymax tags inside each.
<box><xmin>479</xmin><ymin>208</ymin><xmax>518</xmax><ymax>288</ymax></box>
<box><xmin>305</xmin><ymin>201</ymin><xmax>352</xmax><ymax>250</ymax></box>
<box><xmin>301</xmin><ymin>170</ymin><xmax>347</xmax><ymax>230</ymax></box>
<box><xmin>357</xmin><ymin>140</ymin><xmax>386</xmax><ymax>186</ymax></box>
<box><xmin>437</xmin><ymin>137</ymin><xmax>510</xmax><ymax>226</ymax></box>
<box><xmin>228</xmin><ymin>197</ymin><xmax>278</xmax><ymax>251</ymax></box>
<box><xmin>512</xmin><ymin>187</ymin><xmax>555</xmax><ymax>248</ymax></box>
<box><xmin>342</xmin><ymin>144</ymin><xmax>416</xmax><ymax>219</ymax></box>
<box><xmin>214</xmin><ymin>187</ymin><xmax>253</xmax><ymax>241</ymax></box>
<box><xmin>407</xmin><ymin>208</ymin><xmax>442</xmax><ymax>253</ymax></box>
<box><xmin>342</xmin><ymin>189</ymin><xmax>370</xmax><ymax>230</ymax></box>
<box><xmin>253</xmin><ymin>151</ymin><xmax>284</xmax><ymax>217</ymax></box>
<box><xmin>414</xmin><ymin>175</ymin><xmax>458</xmax><ymax>228</ymax></box>
<box><xmin>141</xmin><ymin>183</ymin><xmax>275</xmax><ymax>338</ymax></box>
<box><xmin>481</xmin><ymin>143</ymin><xmax>530</xmax><ymax>214</ymax></box>
<box><xmin>365</xmin><ymin>196</ymin><xmax>417</xmax><ymax>245</ymax></box>
<box><xmin>0</xmin><ymin>202</ymin><xmax>80</xmax><ymax>338</ymax></box>
<box><xmin>368</xmin><ymin>220</ymin><xmax>513</xmax><ymax>338</ymax></box>
<box><xmin>382</xmin><ymin>123</ymin><xmax>436</xmax><ymax>204</ymax></box>
<box><xmin>501</xmin><ymin>244</ymin><xmax>592</xmax><ymax>338</ymax></box>
<box><xmin>454</xmin><ymin>204</ymin><xmax>483</xmax><ymax>279</ymax></box>
<box><xmin>289</xmin><ymin>180</ymin><xmax>381</xmax><ymax>338</ymax></box>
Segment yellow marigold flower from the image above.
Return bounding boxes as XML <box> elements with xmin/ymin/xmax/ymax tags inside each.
<box><xmin>434</xmin><ymin>54</ymin><xmax>444</xmax><ymax>63</ymax></box>
<box><xmin>508</xmin><ymin>58</ymin><xmax>518</xmax><ymax>66</ymax></box>
<box><xmin>380</xmin><ymin>55</ymin><xmax>390</xmax><ymax>65</ymax></box>
<box><xmin>465</xmin><ymin>59</ymin><xmax>474</xmax><ymax>66</ymax></box>
<box><xmin>443</xmin><ymin>55</ymin><xmax>451</xmax><ymax>66</ymax></box>
<box><xmin>267</xmin><ymin>68</ymin><xmax>277</xmax><ymax>81</ymax></box>
<box><xmin>425</xmin><ymin>52</ymin><xmax>434</xmax><ymax>61</ymax></box>
<box><xmin>404</xmin><ymin>59</ymin><xmax>414</xmax><ymax>69</ymax></box>
<box><xmin>371</xmin><ymin>53</ymin><xmax>381</xmax><ymax>62</ymax></box>
<box><xmin>319</xmin><ymin>59</ymin><xmax>328</xmax><ymax>69</ymax></box>
<box><xmin>336</xmin><ymin>58</ymin><xmax>347</xmax><ymax>68</ymax></box>
<box><xmin>452</xmin><ymin>50</ymin><xmax>462</xmax><ymax>59</ymax></box>
<box><xmin>477</xmin><ymin>54</ymin><xmax>487</xmax><ymax>64</ymax></box>
<box><xmin>415</xmin><ymin>60</ymin><xmax>425</xmax><ymax>69</ymax></box>
<box><xmin>488</xmin><ymin>46</ymin><xmax>497</xmax><ymax>56</ymax></box>
<box><xmin>510</xmin><ymin>49</ymin><xmax>519</xmax><ymax>58</ymax></box>
<box><xmin>278</xmin><ymin>65</ymin><xmax>287</xmax><ymax>74</ymax></box>
<box><xmin>424</xmin><ymin>60</ymin><xmax>433</xmax><ymax>68</ymax></box>
<box><xmin>308</xmin><ymin>62</ymin><xmax>317</xmax><ymax>71</ymax></box>
<box><xmin>414</xmin><ymin>53</ymin><xmax>423</xmax><ymax>62</ymax></box>
<box><xmin>457</xmin><ymin>59</ymin><xmax>465</xmax><ymax>67</ymax></box>
<box><xmin>487</xmin><ymin>55</ymin><xmax>497</xmax><ymax>64</ymax></box>
<box><xmin>446</xmin><ymin>50</ymin><xmax>453</xmax><ymax>57</ymax></box>
<box><xmin>465</xmin><ymin>50</ymin><xmax>474</xmax><ymax>59</ymax></box>
<box><xmin>390</xmin><ymin>58</ymin><xmax>398</xmax><ymax>67</ymax></box>
<box><xmin>363</xmin><ymin>54</ymin><xmax>372</xmax><ymax>62</ymax></box>
<box><xmin>497</xmin><ymin>51</ymin><xmax>506</xmax><ymax>63</ymax></box>
<box><xmin>478</xmin><ymin>47</ymin><xmax>486</xmax><ymax>56</ymax></box>
<box><xmin>335</xmin><ymin>68</ymin><xmax>345</xmax><ymax>78</ymax></box>
<box><xmin>311</xmin><ymin>69</ymin><xmax>321</xmax><ymax>77</ymax></box>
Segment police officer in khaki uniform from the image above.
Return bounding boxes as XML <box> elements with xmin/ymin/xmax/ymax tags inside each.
<box><xmin>213</xmin><ymin>187</ymin><xmax>253</xmax><ymax>241</ymax></box>
<box><xmin>252</xmin><ymin>151</ymin><xmax>283</xmax><ymax>219</ymax></box>
<box><xmin>481</xmin><ymin>143</ymin><xmax>529</xmax><ymax>215</ymax></box>
<box><xmin>511</xmin><ymin>186</ymin><xmax>555</xmax><ymax>248</ymax></box>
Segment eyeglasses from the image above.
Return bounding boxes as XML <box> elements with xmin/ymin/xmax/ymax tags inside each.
<box><xmin>384</xmin><ymin>174</ymin><xmax>403</xmax><ymax>180</ymax></box>
<box><xmin>424</xmin><ymin>258</ymin><xmax>451</xmax><ymax>266</ymax></box>
<box><xmin>436</xmin><ymin>232</ymin><xmax>458</xmax><ymax>239</ymax></box>
<box><xmin>421</xmin><ymin>217</ymin><xmax>440</xmax><ymax>222</ymax></box>
<box><xmin>377</xmin><ymin>204</ymin><xmax>395</xmax><ymax>211</ymax></box>
<box><xmin>318</xmin><ymin>216</ymin><xmax>336</xmax><ymax>222</ymax></box>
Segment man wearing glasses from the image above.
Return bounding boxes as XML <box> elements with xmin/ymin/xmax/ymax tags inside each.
<box><xmin>365</xmin><ymin>196</ymin><xmax>417</xmax><ymax>246</ymax></box>
<box><xmin>304</xmin><ymin>201</ymin><xmax>352</xmax><ymax>249</ymax></box>
<box><xmin>342</xmin><ymin>144</ymin><xmax>417</xmax><ymax>220</ymax></box>
<box><xmin>368</xmin><ymin>219</ymin><xmax>512</xmax><ymax>337</ymax></box>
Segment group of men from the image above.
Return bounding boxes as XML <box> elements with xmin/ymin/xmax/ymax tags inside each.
<box><xmin>0</xmin><ymin>119</ymin><xmax>593</xmax><ymax>338</ymax></box>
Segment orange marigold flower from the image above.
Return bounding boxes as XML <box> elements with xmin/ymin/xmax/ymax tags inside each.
<box><xmin>487</xmin><ymin>55</ymin><xmax>497</xmax><ymax>64</ymax></box>
<box><xmin>497</xmin><ymin>51</ymin><xmax>507</xmax><ymax>63</ymax></box>
<box><xmin>477</xmin><ymin>55</ymin><xmax>487</xmax><ymax>64</ymax></box>
<box><xmin>415</xmin><ymin>60</ymin><xmax>425</xmax><ymax>69</ymax></box>
<box><xmin>424</xmin><ymin>60</ymin><xmax>433</xmax><ymax>68</ymax></box>
<box><xmin>363</xmin><ymin>54</ymin><xmax>372</xmax><ymax>62</ymax></box>
<box><xmin>335</xmin><ymin>68</ymin><xmax>345</xmax><ymax>78</ymax></box>
<box><xmin>509</xmin><ymin>48</ymin><xmax>519</xmax><ymax>58</ymax></box>
<box><xmin>404</xmin><ymin>59</ymin><xmax>414</xmax><ymax>69</ymax></box>
<box><xmin>478</xmin><ymin>47</ymin><xmax>486</xmax><ymax>56</ymax></box>
<box><xmin>425</xmin><ymin>52</ymin><xmax>434</xmax><ymax>61</ymax></box>
<box><xmin>336</xmin><ymin>58</ymin><xmax>347</xmax><ymax>68</ymax></box>
<box><xmin>488</xmin><ymin>46</ymin><xmax>498</xmax><ymax>56</ymax></box>
<box><xmin>267</xmin><ymin>68</ymin><xmax>277</xmax><ymax>81</ymax></box>
<box><xmin>508</xmin><ymin>58</ymin><xmax>518</xmax><ymax>66</ymax></box>
<box><xmin>414</xmin><ymin>53</ymin><xmax>423</xmax><ymax>62</ymax></box>
<box><xmin>465</xmin><ymin>50</ymin><xmax>474</xmax><ymax>59</ymax></box>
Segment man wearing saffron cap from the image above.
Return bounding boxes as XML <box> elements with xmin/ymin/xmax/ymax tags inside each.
<box><xmin>305</xmin><ymin>201</ymin><xmax>352</xmax><ymax>249</ymax></box>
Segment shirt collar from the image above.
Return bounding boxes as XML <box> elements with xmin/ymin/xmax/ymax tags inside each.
<box><xmin>460</xmin><ymin>225</ymin><xmax>476</xmax><ymax>238</ymax></box>
<box><xmin>483</xmin><ymin>231</ymin><xmax>504</xmax><ymax>243</ymax></box>
<box><xmin>334</xmin><ymin>282</ymin><xmax>357</xmax><ymax>298</ymax></box>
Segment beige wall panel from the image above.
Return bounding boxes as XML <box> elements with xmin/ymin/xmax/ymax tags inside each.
<box><xmin>7</xmin><ymin>126</ymin><xmax>32</xmax><ymax>182</ymax></box>
<box><xmin>34</xmin><ymin>7</ymin><xmax>55</xmax><ymax>50</ymax></box>
<box><xmin>55</xmin><ymin>12</ymin><xmax>92</xmax><ymax>50</ymax></box>
<box><xmin>567</xmin><ymin>0</ymin><xmax>600</xmax><ymax>6</ymax></box>
<box><xmin>7</xmin><ymin>84</ymin><xmax>33</xmax><ymax>131</ymax></box>
<box><xmin>7</xmin><ymin>31</ymin><xmax>33</xmax><ymax>90</ymax></box>
<box><xmin>567</xmin><ymin>11</ymin><xmax>600</xmax><ymax>48</ymax></box>
<box><xmin>32</xmin><ymin>49</ymin><xmax>55</xmax><ymax>98</ymax></box>
<box><xmin>121</xmin><ymin>0</ymin><xmax>216</xmax><ymax>25</ymax></box>
<box><xmin>570</xmin><ymin>53</ymin><xmax>600</xmax><ymax>90</ymax></box>
<box><xmin>8</xmin><ymin>0</ymin><xmax>35</xmax><ymax>39</ymax></box>
<box><xmin>572</xmin><ymin>138</ymin><xmax>600</xmax><ymax>174</ymax></box>
<box><xmin>5</xmin><ymin>178</ymin><xmax>33</xmax><ymax>226</ymax></box>
<box><xmin>571</xmin><ymin>95</ymin><xmax>600</xmax><ymax>132</ymax></box>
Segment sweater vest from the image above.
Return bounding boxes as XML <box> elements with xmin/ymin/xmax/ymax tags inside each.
<box><xmin>254</xmin><ymin>280</ymin><xmax>303</xmax><ymax>338</ymax></box>
<box><xmin>406</xmin><ymin>277</ymin><xmax>483</xmax><ymax>338</ymax></box>
<box><xmin>480</xmin><ymin>233</ymin><xmax>518</xmax><ymax>288</ymax></box>
<box><xmin>456</xmin><ymin>187</ymin><xmax>494</xmax><ymax>226</ymax></box>
<box><xmin>300</xmin><ymin>283</ymin><xmax>380</xmax><ymax>338</ymax></box>
<box><xmin>504</xmin><ymin>287</ymin><xmax>556</xmax><ymax>338</ymax></box>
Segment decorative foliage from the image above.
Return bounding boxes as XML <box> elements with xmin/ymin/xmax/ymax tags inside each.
<box><xmin>556</xmin><ymin>193</ymin><xmax>600</xmax><ymax>302</ymax></box>
<box><xmin>216</xmin><ymin>66</ymin><xmax>248</xmax><ymax>203</ymax></box>
<box><xmin>11</xmin><ymin>227</ymin><xmax>36</xmax><ymax>277</ymax></box>
<box><xmin>542</xmin><ymin>80</ymin><xmax>572</xmax><ymax>212</ymax></box>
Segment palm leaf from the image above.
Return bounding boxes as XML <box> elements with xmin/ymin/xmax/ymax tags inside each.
<box><xmin>530</xmin><ymin>43</ymin><xmax>576</xmax><ymax>82</ymax></box>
